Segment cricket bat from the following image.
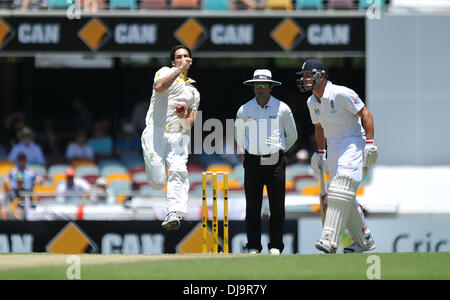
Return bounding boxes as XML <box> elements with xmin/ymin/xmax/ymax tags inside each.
<box><xmin>319</xmin><ymin>167</ymin><xmax>327</xmax><ymax>226</ymax></box>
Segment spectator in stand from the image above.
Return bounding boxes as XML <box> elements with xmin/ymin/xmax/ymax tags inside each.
<box><xmin>66</xmin><ymin>130</ymin><xmax>95</xmax><ymax>162</ymax></box>
<box><xmin>88</xmin><ymin>120</ymin><xmax>114</xmax><ymax>159</ymax></box>
<box><xmin>56</xmin><ymin>167</ymin><xmax>91</xmax><ymax>203</ymax></box>
<box><xmin>115</xmin><ymin>122</ymin><xmax>141</xmax><ymax>158</ymax></box>
<box><xmin>14</xmin><ymin>0</ymin><xmax>48</xmax><ymax>10</ymax></box>
<box><xmin>40</xmin><ymin>118</ymin><xmax>62</xmax><ymax>163</ymax></box>
<box><xmin>90</xmin><ymin>177</ymin><xmax>115</xmax><ymax>204</ymax></box>
<box><xmin>82</xmin><ymin>0</ymin><xmax>105</xmax><ymax>12</ymax></box>
<box><xmin>2</xmin><ymin>153</ymin><xmax>44</xmax><ymax>220</ymax></box>
<box><xmin>8</xmin><ymin>127</ymin><xmax>46</xmax><ymax>166</ymax></box>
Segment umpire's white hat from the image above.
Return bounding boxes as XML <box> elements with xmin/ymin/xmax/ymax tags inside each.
<box><xmin>243</xmin><ymin>69</ymin><xmax>282</xmax><ymax>87</ymax></box>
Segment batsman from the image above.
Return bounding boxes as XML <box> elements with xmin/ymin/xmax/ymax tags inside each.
<box><xmin>297</xmin><ymin>59</ymin><xmax>378</xmax><ymax>254</ymax></box>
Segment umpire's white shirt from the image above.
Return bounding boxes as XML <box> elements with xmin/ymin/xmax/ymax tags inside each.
<box><xmin>235</xmin><ymin>96</ymin><xmax>298</xmax><ymax>155</ymax></box>
<box><xmin>307</xmin><ymin>81</ymin><xmax>365</xmax><ymax>146</ymax></box>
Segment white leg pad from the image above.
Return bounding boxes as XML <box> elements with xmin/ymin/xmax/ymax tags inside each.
<box><xmin>346</xmin><ymin>203</ymin><xmax>369</xmax><ymax>248</ymax></box>
<box><xmin>321</xmin><ymin>175</ymin><xmax>357</xmax><ymax>249</ymax></box>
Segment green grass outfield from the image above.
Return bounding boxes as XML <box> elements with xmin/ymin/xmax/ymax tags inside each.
<box><xmin>0</xmin><ymin>252</ymin><xmax>449</xmax><ymax>280</ymax></box>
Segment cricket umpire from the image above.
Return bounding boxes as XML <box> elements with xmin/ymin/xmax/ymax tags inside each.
<box><xmin>235</xmin><ymin>69</ymin><xmax>298</xmax><ymax>254</ymax></box>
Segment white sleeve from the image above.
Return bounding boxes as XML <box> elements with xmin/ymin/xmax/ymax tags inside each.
<box><xmin>281</xmin><ymin>105</ymin><xmax>298</xmax><ymax>152</ymax></box>
<box><xmin>191</xmin><ymin>88</ymin><xmax>200</xmax><ymax>111</ymax></box>
<box><xmin>341</xmin><ymin>89</ymin><xmax>364</xmax><ymax>114</ymax></box>
<box><xmin>153</xmin><ymin>66</ymin><xmax>173</xmax><ymax>82</ymax></box>
<box><xmin>307</xmin><ymin>99</ymin><xmax>319</xmax><ymax>124</ymax></box>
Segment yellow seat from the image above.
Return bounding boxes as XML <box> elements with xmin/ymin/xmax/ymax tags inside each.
<box><xmin>32</xmin><ymin>185</ymin><xmax>56</xmax><ymax>201</ymax></box>
<box><xmin>266</xmin><ymin>0</ymin><xmax>293</xmax><ymax>10</ymax></box>
<box><xmin>206</xmin><ymin>164</ymin><xmax>233</xmax><ymax>174</ymax></box>
<box><xmin>106</xmin><ymin>173</ymin><xmax>131</xmax><ymax>185</ymax></box>
<box><xmin>0</xmin><ymin>165</ymin><xmax>14</xmax><ymax>177</ymax></box>
<box><xmin>72</xmin><ymin>159</ymin><xmax>96</xmax><ymax>169</ymax></box>
<box><xmin>0</xmin><ymin>160</ymin><xmax>14</xmax><ymax>168</ymax></box>
<box><xmin>52</xmin><ymin>173</ymin><xmax>66</xmax><ymax>188</ymax></box>
<box><xmin>217</xmin><ymin>179</ymin><xmax>241</xmax><ymax>191</ymax></box>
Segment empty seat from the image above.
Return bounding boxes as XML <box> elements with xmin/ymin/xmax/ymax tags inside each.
<box><xmin>286</xmin><ymin>164</ymin><xmax>311</xmax><ymax>180</ymax></box>
<box><xmin>266</xmin><ymin>0</ymin><xmax>293</xmax><ymax>10</ymax></box>
<box><xmin>101</xmin><ymin>164</ymin><xmax>128</xmax><ymax>177</ymax></box>
<box><xmin>76</xmin><ymin>165</ymin><xmax>100</xmax><ymax>177</ymax></box>
<box><xmin>72</xmin><ymin>159</ymin><xmax>96</xmax><ymax>169</ymax></box>
<box><xmin>171</xmin><ymin>0</ymin><xmax>199</xmax><ymax>9</ymax></box>
<box><xmin>48</xmin><ymin>164</ymin><xmax>70</xmax><ymax>179</ymax></box>
<box><xmin>129</xmin><ymin>166</ymin><xmax>146</xmax><ymax>176</ymax></box>
<box><xmin>203</xmin><ymin>0</ymin><xmax>229</xmax><ymax>10</ymax></box>
<box><xmin>140</xmin><ymin>0</ymin><xmax>168</xmax><ymax>9</ymax></box>
<box><xmin>32</xmin><ymin>185</ymin><xmax>56</xmax><ymax>201</ymax></box>
<box><xmin>296</xmin><ymin>0</ymin><xmax>324</xmax><ymax>10</ymax></box>
<box><xmin>120</xmin><ymin>154</ymin><xmax>145</xmax><ymax>170</ymax></box>
<box><xmin>83</xmin><ymin>175</ymin><xmax>100</xmax><ymax>185</ymax></box>
<box><xmin>131</xmin><ymin>171</ymin><xmax>148</xmax><ymax>185</ymax></box>
<box><xmin>106</xmin><ymin>173</ymin><xmax>131</xmax><ymax>185</ymax></box>
<box><xmin>109</xmin><ymin>0</ymin><xmax>138</xmax><ymax>9</ymax></box>
<box><xmin>140</xmin><ymin>185</ymin><xmax>166</xmax><ymax>197</ymax></box>
<box><xmin>328</xmin><ymin>0</ymin><xmax>354</xmax><ymax>9</ymax></box>
<box><xmin>28</xmin><ymin>164</ymin><xmax>47</xmax><ymax>176</ymax></box>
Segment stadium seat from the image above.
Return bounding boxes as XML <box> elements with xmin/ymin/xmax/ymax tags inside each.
<box><xmin>72</xmin><ymin>159</ymin><xmax>96</xmax><ymax>169</ymax></box>
<box><xmin>52</xmin><ymin>173</ymin><xmax>66</xmax><ymax>187</ymax></box>
<box><xmin>286</xmin><ymin>164</ymin><xmax>310</xmax><ymax>181</ymax></box>
<box><xmin>295</xmin><ymin>178</ymin><xmax>318</xmax><ymax>192</ymax></box>
<box><xmin>129</xmin><ymin>166</ymin><xmax>146</xmax><ymax>176</ymax></box>
<box><xmin>101</xmin><ymin>164</ymin><xmax>128</xmax><ymax>177</ymax></box>
<box><xmin>98</xmin><ymin>159</ymin><xmax>122</xmax><ymax>168</ymax></box>
<box><xmin>0</xmin><ymin>160</ymin><xmax>14</xmax><ymax>168</ymax></box>
<box><xmin>109</xmin><ymin>0</ymin><xmax>138</xmax><ymax>9</ymax></box>
<box><xmin>48</xmin><ymin>0</ymin><xmax>72</xmax><ymax>9</ymax></box>
<box><xmin>188</xmin><ymin>172</ymin><xmax>204</xmax><ymax>185</ymax></box>
<box><xmin>108</xmin><ymin>180</ymin><xmax>132</xmax><ymax>201</ymax></box>
<box><xmin>328</xmin><ymin>0</ymin><xmax>354</xmax><ymax>9</ymax></box>
<box><xmin>140</xmin><ymin>185</ymin><xmax>166</xmax><ymax>197</ymax></box>
<box><xmin>171</xmin><ymin>0</ymin><xmax>200</xmax><ymax>9</ymax></box>
<box><xmin>0</xmin><ymin>165</ymin><xmax>14</xmax><ymax>177</ymax></box>
<box><xmin>296</xmin><ymin>0</ymin><xmax>324</xmax><ymax>10</ymax></box>
<box><xmin>48</xmin><ymin>164</ymin><xmax>70</xmax><ymax>179</ymax></box>
<box><xmin>76</xmin><ymin>165</ymin><xmax>100</xmax><ymax>177</ymax></box>
<box><xmin>120</xmin><ymin>154</ymin><xmax>144</xmax><ymax>170</ymax></box>
<box><xmin>359</xmin><ymin>0</ymin><xmax>385</xmax><ymax>9</ymax></box>
<box><xmin>140</xmin><ymin>0</ymin><xmax>168</xmax><ymax>9</ymax></box>
<box><xmin>266</xmin><ymin>0</ymin><xmax>293</xmax><ymax>10</ymax></box>
<box><xmin>229</xmin><ymin>164</ymin><xmax>244</xmax><ymax>184</ymax></box>
<box><xmin>131</xmin><ymin>171</ymin><xmax>147</xmax><ymax>185</ymax></box>
<box><xmin>203</xmin><ymin>0</ymin><xmax>229</xmax><ymax>11</ymax></box>
<box><xmin>32</xmin><ymin>185</ymin><xmax>56</xmax><ymax>201</ymax></box>
<box><xmin>28</xmin><ymin>163</ymin><xmax>47</xmax><ymax>176</ymax></box>
<box><xmin>83</xmin><ymin>175</ymin><xmax>100</xmax><ymax>185</ymax></box>
<box><xmin>187</xmin><ymin>163</ymin><xmax>204</xmax><ymax>173</ymax></box>
<box><xmin>106</xmin><ymin>173</ymin><xmax>131</xmax><ymax>185</ymax></box>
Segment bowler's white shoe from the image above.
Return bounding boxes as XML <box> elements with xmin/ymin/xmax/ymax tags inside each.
<box><xmin>314</xmin><ymin>240</ymin><xmax>337</xmax><ymax>254</ymax></box>
<box><xmin>248</xmin><ymin>249</ymin><xmax>260</xmax><ymax>254</ymax></box>
<box><xmin>269</xmin><ymin>248</ymin><xmax>280</xmax><ymax>255</ymax></box>
<box><xmin>344</xmin><ymin>233</ymin><xmax>376</xmax><ymax>253</ymax></box>
<box><xmin>161</xmin><ymin>212</ymin><xmax>181</xmax><ymax>231</ymax></box>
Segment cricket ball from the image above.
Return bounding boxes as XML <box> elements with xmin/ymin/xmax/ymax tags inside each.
<box><xmin>176</xmin><ymin>104</ymin><xmax>185</xmax><ymax>114</ymax></box>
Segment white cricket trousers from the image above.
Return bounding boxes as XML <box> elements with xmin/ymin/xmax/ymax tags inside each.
<box><xmin>141</xmin><ymin>125</ymin><xmax>190</xmax><ymax>216</ymax></box>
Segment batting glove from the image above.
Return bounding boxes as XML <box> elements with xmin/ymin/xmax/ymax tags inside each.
<box><xmin>363</xmin><ymin>140</ymin><xmax>378</xmax><ymax>167</ymax></box>
<box><xmin>311</xmin><ymin>150</ymin><xmax>327</xmax><ymax>177</ymax></box>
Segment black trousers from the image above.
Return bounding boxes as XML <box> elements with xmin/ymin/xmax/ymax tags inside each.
<box><xmin>243</xmin><ymin>150</ymin><xmax>286</xmax><ymax>253</ymax></box>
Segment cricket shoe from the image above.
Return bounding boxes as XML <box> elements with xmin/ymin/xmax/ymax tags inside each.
<box><xmin>344</xmin><ymin>233</ymin><xmax>376</xmax><ymax>254</ymax></box>
<box><xmin>248</xmin><ymin>249</ymin><xmax>260</xmax><ymax>254</ymax></box>
<box><xmin>269</xmin><ymin>248</ymin><xmax>281</xmax><ymax>255</ymax></box>
<box><xmin>161</xmin><ymin>212</ymin><xmax>181</xmax><ymax>231</ymax></box>
<box><xmin>314</xmin><ymin>240</ymin><xmax>337</xmax><ymax>254</ymax></box>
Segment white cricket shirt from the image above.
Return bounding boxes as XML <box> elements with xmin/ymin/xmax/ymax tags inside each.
<box><xmin>235</xmin><ymin>96</ymin><xmax>298</xmax><ymax>155</ymax></box>
<box><xmin>145</xmin><ymin>67</ymin><xmax>200</xmax><ymax>131</ymax></box>
<box><xmin>307</xmin><ymin>81</ymin><xmax>365</xmax><ymax>145</ymax></box>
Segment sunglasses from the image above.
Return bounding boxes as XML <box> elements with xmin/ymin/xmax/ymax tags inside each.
<box><xmin>254</xmin><ymin>83</ymin><xmax>271</xmax><ymax>88</ymax></box>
